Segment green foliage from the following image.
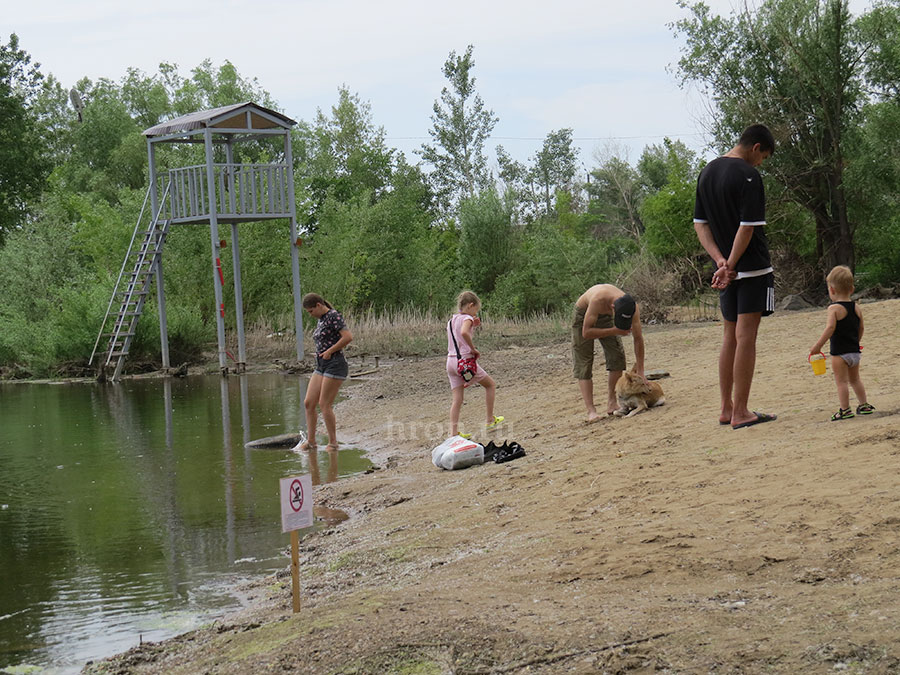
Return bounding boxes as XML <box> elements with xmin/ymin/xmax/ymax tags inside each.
<box><xmin>419</xmin><ymin>45</ymin><xmax>498</xmax><ymax>216</ymax></box>
<box><xmin>457</xmin><ymin>189</ymin><xmax>514</xmax><ymax>295</ymax></box>
<box><xmin>293</xmin><ymin>87</ymin><xmax>397</xmax><ymax>227</ymax></box>
<box><xmin>489</xmin><ymin>222</ymin><xmax>636</xmax><ymax>315</ymax></box>
<box><xmin>0</xmin><ymin>211</ymin><xmax>101</xmax><ymax>374</ymax></box>
<box><xmin>498</xmin><ymin>129</ymin><xmax>580</xmax><ymax>222</ymax></box>
<box><xmin>301</xmin><ymin>184</ymin><xmax>454</xmax><ymax>315</ymax></box>
<box><xmin>0</xmin><ymin>33</ymin><xmax>50</xmax><ymax>242</ymax></box>
<box><xmin>532</xmin><ymin>128</ymin><xmax>579</xmax><ymax>217</ymax></box>
<box><xmin>673</xmin><ymin>0</ymin><xmax>878</xmax><ymax>273</ymax></box>
<box><xmin>589</xmin><ymin>153</ymin><xmax>644</xmax><ymax>239</ymax></box>
<box><xmin>641</xmin><ymin>140</ymin><xmax>701</xmax><ymax>260</ymax></box>
<box><xmin>845</xmin><ymin>100</ymin><xmax>900</xmax><ymax>285</ymax></box>
<box><xmin>4</xmin><ymin>30</ymin><xmax>900</xmax><ymax>376</ymax></box>
<box><xmin>642</xmin><ymin>179</ymin><xmax>699</xmax><ymax>260</ymax></box>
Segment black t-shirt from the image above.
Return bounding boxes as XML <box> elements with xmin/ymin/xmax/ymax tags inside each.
<box><xmin>693</xmin><ymin>156</ymin><xmax>771</xmax><ymax>274</ymax></box>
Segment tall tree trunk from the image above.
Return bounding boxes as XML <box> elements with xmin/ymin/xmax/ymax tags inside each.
<box><xmin>828</xmin><ymin>170</ymin><xmax>854</xmax><ymax>271</ymax></box>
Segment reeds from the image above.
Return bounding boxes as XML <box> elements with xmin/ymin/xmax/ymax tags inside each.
<box><xmin>234</xmin><ymin>300</ymin><xmax>719</xmax><ymax>364</ymax></box>
<box><xmin>238</xmin><ymin>308</ymin><xmax>569</xmax><ymax>361</ymax></box>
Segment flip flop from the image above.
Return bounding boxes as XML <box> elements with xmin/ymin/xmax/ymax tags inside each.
<box><xmin>732</xmin><ymin>412</ymin><xmax>777</xmax><ymax>429</ymax></box>
<box><xmin>485</xmin><ymin>415</ymin><xmax>505</xmax><ymax>431</ymax></box>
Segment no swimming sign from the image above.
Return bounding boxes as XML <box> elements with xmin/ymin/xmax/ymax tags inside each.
<box><xmin>280</xmin><ymin>474</ymin><xmax>313</xmax><ymax>533</ymax></box>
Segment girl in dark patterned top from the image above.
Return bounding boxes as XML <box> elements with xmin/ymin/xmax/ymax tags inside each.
<box><xmin>299</xmin><ymin>293</ymin><xmax>353</xmax><ymax>451</ymax></box>
<box><xmin>809</xmin><ymin>266</ymin><xmax>874</xmax><ymax>421</ymax></box>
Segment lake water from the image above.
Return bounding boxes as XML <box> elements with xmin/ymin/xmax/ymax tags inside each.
<box><xmin>0</xmin><ymin>374</ymin><xmax>371</xmax><ymax>673</ymax></box>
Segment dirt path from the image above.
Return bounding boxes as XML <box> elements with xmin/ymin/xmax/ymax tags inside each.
<box><xmin>89</xmin><ymin>300</ymin><xmax>900</xmax><ymax>674</ymax></box>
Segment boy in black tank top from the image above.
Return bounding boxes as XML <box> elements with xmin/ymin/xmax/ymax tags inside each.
<box><xmin>809</xmin><ymin>265</ymin><xmax>875</xmax><ymax>420</ymax></box>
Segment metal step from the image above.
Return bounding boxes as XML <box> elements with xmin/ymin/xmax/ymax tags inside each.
<box><xmin>89</xmin><ymin>183</ymin><xmax>172</xmax><ymax>380</ymax></box>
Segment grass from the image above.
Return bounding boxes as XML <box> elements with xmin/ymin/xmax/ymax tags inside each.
<box><xmin>147</xmin><ymin>298</ymin><xmax>725</xmax><ymax>372</ymax></box>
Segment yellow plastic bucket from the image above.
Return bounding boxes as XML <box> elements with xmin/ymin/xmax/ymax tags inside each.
<box><xmin>809</xmin><ymin>352</ymin><xmax>826</xmax><ymax>376</ymax></box>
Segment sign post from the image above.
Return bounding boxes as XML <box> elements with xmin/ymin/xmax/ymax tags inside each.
<box><xmin>280</xmin><ymin>474</ymin><xmax>313</xmax><ymax>613</ymax></box>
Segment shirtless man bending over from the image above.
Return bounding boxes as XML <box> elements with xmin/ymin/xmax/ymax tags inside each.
<box><xmin>572</xmin><ymin>284</ymin><xmax>645</xmax><ymax>422</ymax></box>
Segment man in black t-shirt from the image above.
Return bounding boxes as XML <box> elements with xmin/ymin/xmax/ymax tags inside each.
<box><xmin>693</xmin><ymin>124</ymin><xmax>777</xmax><ymax>430</ymax></box>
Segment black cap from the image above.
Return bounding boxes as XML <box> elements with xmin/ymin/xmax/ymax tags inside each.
<box><xmin>614</xmin><ymin>294</ymin><xmax>636</xmax><ymax>330</ymax></box>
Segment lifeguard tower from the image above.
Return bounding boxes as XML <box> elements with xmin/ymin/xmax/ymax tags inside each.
<box><xmin>90</xmin><ymin>102</ymin><xmax>305</xmax><ymax>381</ymax></box>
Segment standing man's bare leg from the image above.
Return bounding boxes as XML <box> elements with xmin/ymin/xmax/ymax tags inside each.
<box><xmin>607</xmin><ymin>370</ymin><xmax>623</xmax><ymax>415</ymax></box>
<box><xmin>730</xmin><ymin>312</ymin><xmax>761</xmax><ymax>427</ymax></box>
<box><xmin>579</xmin><ymin>379</ymin><xmax>601</xmax><ymax>422</ymax></box>
<box><xmin>719</xmin><ymin>321</ymin><xmax>737</xmax><ymax>424</ymax></box>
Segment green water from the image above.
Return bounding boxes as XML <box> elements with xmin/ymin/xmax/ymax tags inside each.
<box><xmin>0</xmin><ymin>374</ymin><xmax>371</xmax><ymax>673</ymax></box>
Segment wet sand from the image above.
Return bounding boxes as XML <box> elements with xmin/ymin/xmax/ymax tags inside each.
<box><xmin>89</xmin><ymin>299</ymin><xmax>900</xmax><ymax>674</ymax></box>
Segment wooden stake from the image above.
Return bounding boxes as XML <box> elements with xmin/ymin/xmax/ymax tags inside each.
<box><xmin>290</xmin><ymin>529</ymin><xmax>301</xmax><ymax>612</ymax></box>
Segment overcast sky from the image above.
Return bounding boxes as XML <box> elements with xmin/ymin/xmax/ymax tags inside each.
<box><xmin>4</xmin><ymin>0</ymin><xmax>869</xmax><ymax>172</ymax></box>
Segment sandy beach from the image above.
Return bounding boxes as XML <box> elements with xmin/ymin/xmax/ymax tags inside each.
<box><xmin>89</xmin><ymin>299</ymin><xmax>900</xmax><ymax>674</ymax></box>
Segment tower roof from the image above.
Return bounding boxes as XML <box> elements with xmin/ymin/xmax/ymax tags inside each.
<box><xmin>143</xmin><ymin>102</ymin><xmax>296</xmax><ymax>139</ymax></box>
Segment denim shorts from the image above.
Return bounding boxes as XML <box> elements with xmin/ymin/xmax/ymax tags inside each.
<box><xmin>315</xmin><ymin>353</ymin><xmax>349</xmax><ymax>380</ymax></box>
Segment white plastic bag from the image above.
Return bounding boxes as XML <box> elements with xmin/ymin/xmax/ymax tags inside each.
<box><xmin>431</xmin><ymin>435</ymin><xmax>484</xmax><ymax>470</ymax></box>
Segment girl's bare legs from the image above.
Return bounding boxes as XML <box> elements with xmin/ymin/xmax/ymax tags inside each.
<box><xmin>449</xmin><ymin>386</ymin><xmax>465</xmax><ymax>436</ymax></box>
<box><xmin>831</xmin><ymin>356</ymin><xmax>850</xmax><ymax>409</ymax></box>
<box><xmin>480</xmin><ymin>375</ymin><xmax>497</xmax><ymax>424</ymax></box>
<box><xmin>302</xmin><ymin>374</ymin><xmax>323</xmax><ymax>449</ymax></box>
<box><xmin>318</xmin><ymin>376</ymin><xmax>344</xmax><ymax>450</ymax></box>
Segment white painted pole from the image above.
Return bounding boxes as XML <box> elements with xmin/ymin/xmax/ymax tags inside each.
<box><xmin>148</xmin><ymin>141</ymin><xmax>171</xmax><ymax>370</ymax></box>
<box><xmin>205</xmin><ymin>128</ymin><xmax>228</xmax><ymax>373</ymax></box>
<box><xmin>225</xmin><ymin>140</ymin><xmax>247</xmax><ymax>371</ymax></box>
<box><xmin>283</xmin><ymin>130</ymin><xmax>304</xmax><ymax>362</ymax></box>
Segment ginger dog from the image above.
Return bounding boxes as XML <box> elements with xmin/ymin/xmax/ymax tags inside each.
<box><xmin>613</xmin><ymin>369</ymin><xmax>665</xmax><ymax>418</ymax></box>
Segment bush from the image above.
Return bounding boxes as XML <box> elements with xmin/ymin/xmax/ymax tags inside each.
<box><xmin>611</xmin><ymin>252</ymin><xmax>679</xmax><ymax>324</ymax></box>
<box><xmin>488</xmin><ymin>221</ymin><xmax>635</xmax><ymax>315</ymax></box>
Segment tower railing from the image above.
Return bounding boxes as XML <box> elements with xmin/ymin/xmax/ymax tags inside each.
<box><xmin>155</xmin><ymin>163</ymin><xmax>291</xmax><ymax>222</ymax></box>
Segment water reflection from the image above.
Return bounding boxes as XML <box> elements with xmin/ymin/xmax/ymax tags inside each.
<box><xmin>0</xmin><ymin>373</ymin><xmax>369</xmax><ymax>673</ymax></box>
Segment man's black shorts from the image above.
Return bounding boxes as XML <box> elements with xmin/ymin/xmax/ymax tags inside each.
<box><xmin>720</xmin><ymin>272</ymin><xmax>775</xmax><ymax>322</ymax></box>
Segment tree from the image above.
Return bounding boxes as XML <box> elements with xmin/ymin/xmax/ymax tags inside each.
<box><xmin>294</xmin><ymin>86</ymin><xmax>396</xmax><ymax>225</ymax></box>
<box><xmin>498</xmin><ymin>130</ymin><xmax>580</xmax><ymax>223</ymax></box>
<box><xmin>0</xmin><ymin>34</ymin><xmax>49</xmax><ymax>242</ymax></box>
<box><xmin>457</xmin><ymin>188</ymin><xmax>514</xmax><ymax>295</ymax></box>
<box><xmin>531</xmin><ymin>128</ymin><xmax>579</xmax><ymax>217</ymax></box>
<box><xmin>641</xmin><ymin>152</ymin><xmax>704</xmax><ymax>274</ymax></box>
<box><xmin>589</xmin><ymin>149</ymin><xmax>644</xmax><ymax>240</ymax></box>
<box><xmin>419</xmin><ymin>45</ymin><xmax>498</xmax><ymax>216</ymax></box>
<box><xmin>496</xmin><ymin>145</ymin><xmax>537</xmax><ymax>221</ymax></box>
<box><xmin>673</xmin><ymin>0</ymin><xmax>874</xmax><ymax>275</ymax></box>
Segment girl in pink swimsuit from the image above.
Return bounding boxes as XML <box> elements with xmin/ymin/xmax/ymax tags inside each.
<box><xmin>446</xmin><ymin>291</ymin><xmax>504</xmax><ymax>438</ymax></box>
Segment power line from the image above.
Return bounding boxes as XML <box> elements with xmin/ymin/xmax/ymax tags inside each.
<box><xmin>387</xmin><ymin>132</ymin><xmax>707</xmax><ymax>142</ymax></box>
